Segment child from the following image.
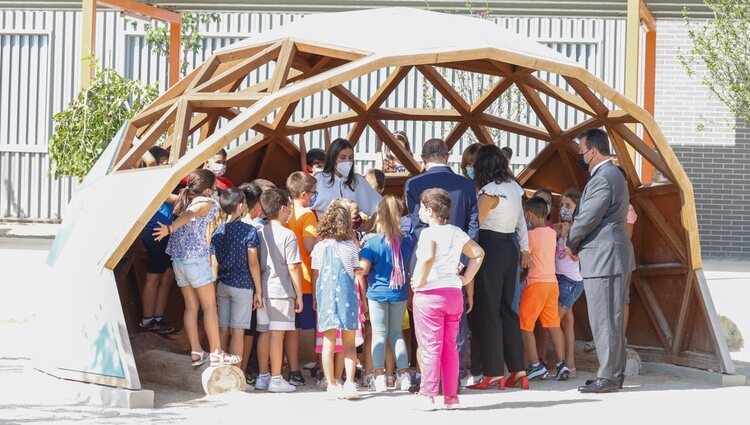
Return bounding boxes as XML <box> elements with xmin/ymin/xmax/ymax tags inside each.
<box><xmin>311</xmin><ymin>203</ymin><xmax>363</xmax><ymax>400</ymax></box>
<box><xmin>306</xmin><ymin>148</ymin><xmax>326</xmax><ymax>175</ymax></box>
<box><xmin>555</xmin><ymin>189</ymin><xmax>584</xmax><ymax>378</ymax></box>
<box><xmin>284</xmin><ymin>171</ymin><xmax>320</xmax><ymax>386</ymax></box>
<box><xmin>365</xmin><ymin>169</ymin><xmax>386</xmax><ymax>194</ymax></box>
<box><xmin>211</xmin><ymin>188</ymin><xmax>263</xmax><ymax>367</ymax></box>
<box><xmin>411</xmin><ymin>188</ymin><xmax>485</xmax><ymax>411</ymax></box>
<box><xmin>181</xmin><ymin>149</ymin><xmax>234</xmax><ymax>191</ymax></box>
<box><xmin>139</xmin><ymin>146</ymin><xmax>176</xmax><ymax>335</ymax></box>
<box><xmin>153</xmin><ymin>169</ymin><xmax>239</xmax><ymax>367</ymax></box>
<box><xmin>520</xmin><ymin>197</ymin><xmax>570</xmax><ymax>381</ymax></box>
<box><xmin>254</xmin><ymin>188</ymin><xmax>304</xmax><ymax>393</ymax></box>
<box><xmin>358</xmin><ymin>195</ymin><xmax>414</xmax><ymax>392</ymax></box>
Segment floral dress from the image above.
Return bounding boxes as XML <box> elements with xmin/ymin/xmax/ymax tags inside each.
<box><xmin>312</xmin><ymin>239</ymin><xmax>360</xmax><ymax>332</ymax></box>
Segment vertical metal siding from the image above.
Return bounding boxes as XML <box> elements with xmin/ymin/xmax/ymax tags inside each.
<box><xmin>0</xmin><ymin>10</ymin><xmax>626</xmax><ymax>221</ymax></box>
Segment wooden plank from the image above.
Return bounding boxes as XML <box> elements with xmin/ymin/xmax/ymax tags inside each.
<box><xmin>634</xmin><ymin>262</ymin><xmax>688</xmax><ymax>277</ymax></box>
<box><xmin>477</xmin><ymin>113</ymin><xmax>553</xmax><ymax>142</ymax></box>
<box><xmin>169</xmin><ymin>99</ymin><xmax>193</xmax><ymax>164</ymax></box>
<box><xmin>469</xmin><ymin>121</ymin><xmax>494</xmax><ymax>145</ymax></box>
<box><xmin>292</xmin><ymin>39</ymin><xmax>369</xmax><ymax>62</ymax></box>
<box><xmin>195</xmin><ymin>43</ymin><xmax>283</xmax><ymax>94</ymax></box>
<box><xmin>270</xmin><ymin>40</ymin><xmax>296</xmax><ymax>93</ymax></box>
<box><xmin>516</xmin><ymin>142</ymin><xmax>559</xmax><ymax>186</ymax></box>
<box><xmin>198</xmin><ymin>115</ymin><xmax>219</xmax><ymax>143</ymax></box>
<box><xmin>437</xmin><ymin>60</ymin><xmax>508</xmax><ymax>77</ymax></box>
<box><xmin>369</xmin><ymin>120</ymin><xmax>422</xmax><ymax>175</ymax></box>
<box><xmin>131</xmin><ymin>98</ymin><xmax>179</xmax><ymax>128</ymax></box>
<box><xmin>563</xmin><ymin>76</ymin><xmax>609</xmax><ymax>116</ymax></box>
<box><xmin>471</xmin><ymin>76</ymin><xmax>515</xmax><ymax>114</ymax></box>
<box><xmin>187</xmin><ymin>93</ymin><xmax>266</xmax><ymax>109</ymax></box>
<box><xmin>329</xmin><ymin>85</ymin><xmax>366</xmax><ymax>114</ymax></box>
<box><xmin>227</xmin><ymin>134</ymin><xmax>271</xmax><ymax>163</ymax></box>
<box><xmin>114</xmin><ymin>102</ymin><xmax>179</xmax><ymax>171</ymax></box>
<box><xmin>521</xmin><ymin>74</ymin><xmax>595</xmax><ymax>115</ymax></box>
<box><xmin>366</xmin><ymin>66</ymin><xmax>412</xmax><ymax>110</ymax></box>
<box><xmin>111</xmin><ymin>124</ymin><xmax>138</xmax><ymax>172</ymax></box>
<box><xmin>444</xmin><ymin>121</ymin><xmax>470</xmax><ymax>150</ymax></box>
<box><xmin>215</xmin><ymin>41</ymin><xmax>280</xmax><ymax>63</ymax></box>
<box><xmin>99</xmin><ymin>0</ymin><xmax>180</xmax><ymax>23</ymax></box>
<box><xmin>671</xmin><ymin>272</ymin><xmax>694</xmax><ymax>354</ymax></box>
<box><xmin>631</xmin><ymin>274</ymin><xmax>674</xmax><ymax>351</ymax></box>
<box><xmin>347</xmin><ymin>120</ymin><xmax>367</xmax><ymax>146</ymax></box>
<box><xmin>372</xmin><ymin>107</ymin><xmax>462</xmax><ymax>122</ymax></box>
<box><xmin>635</xmin><ymin>196</ymin><xmax>688</xmax><ymax>264</ymax></box>
<box><xmin>560</xmin><ymin>116</ymin><xmax>604</xmax><ymax>140</ymax></box>
<box><xmin>639</xmin><ymin>0</ymin><xmax>657</xmax><ymax>31</ymax></box>
<box><xmin>557</xmin><ymin>145</ymin><xmax>585</xmax><ymax>190</ymax></box>
<box><xmin>285</xmin><ymin>111</ymin><xmax>360</xmax><ymax>134</ymax></box>
<box><xmin>257</xmin><ymin>140</ymin><xmax>279</xmax><ymax>178</ymax></box>
<box><xmin>417</xmin><ymin>65</ymin><xmax>471</xmax><ymax>114</ymax></box>
<box><xmin>273</xmin><ymin>100</ymin><xmax>300</xmax><ymax>130</ymax></box>
<box><xmin>517</xmin><ymin>80</ymin><xmax>562</xmax><ymax>137</ymax></box>
<box><xmin>605</xmin><ymin>124</ymin><xmax>642</xmax><ymax>190</ymax></box>
<box><xmin>610</xmin><ymin>123</ymin><xmax>672</xmax><ymax>180</ymax></box>
<box><xmin>635</xmin><ymin>182</ymin><xmax>678</xmax><ymax>197</ymax></box>
<box><xmin>185</xmin><ymin>56</ymin><xmax>221</xmax><ymax>93</ymax></box>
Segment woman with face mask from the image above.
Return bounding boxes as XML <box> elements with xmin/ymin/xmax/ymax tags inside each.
<box><xmin>310</xmin><ymin>138</ymin><xmax>383</xmax><ymax>218</ymax></box>
<box><xmin>460</xmin><ymin>143</ymin><xmax>482</xmax><ymax>181</ymax></box>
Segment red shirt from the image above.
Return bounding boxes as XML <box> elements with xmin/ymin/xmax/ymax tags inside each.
<box><xmin>180</xmin><ymin>174</ymin><xmax>234</xmax><ymax>190</ymax></box>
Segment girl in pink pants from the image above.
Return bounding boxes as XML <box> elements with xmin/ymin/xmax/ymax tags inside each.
<box><xmin>411</xmin><ymin>189</ymin><xmax>485</xmax><ymax>411</ymax></box>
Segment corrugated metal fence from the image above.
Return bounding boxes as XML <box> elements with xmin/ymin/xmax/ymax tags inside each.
<box><xmin>0</xmin><ymin>10</ymin><xmax>626</xmax><ymax>221</ymax></box>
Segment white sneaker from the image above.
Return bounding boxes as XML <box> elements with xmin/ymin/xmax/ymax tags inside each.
<box><xmin>255</xmin><ymin>373</ymin><xmax>271</xmax><ymax>390</ymax></box>
<box><xmin>303</xmin><ymin>361</ymin><xmax>317</xmax><ymax>370</ymax></box>
<box><xmin>372</xmin><ymin>374</ymin><xmax>387</xmax><ymax>392</ymax></box>
<box><xmin>417</xmin><ymin>395</ymin><xmax>437</xmax><ymax>411</ymax></box>
<box><xmin>398</xmin><ymin>372</ymin><xmax>412</xmax><ymax>391</ymax></box>
<box><xmin>325</xmin><ymin>381</ymin><xmax>342</xmax><ymax>399</ymax></box>
<box><xmin>362</xmin><ymin>373</ymin><xmax>375</xmax><ymax>390</ymax></box>
<box><xmin>342</xmin><ymin>381</ymin><xmax>360</xmax><ymax>399</ymax></box>
<box><xmin>244</xmin><ymin>383</ymin><xmax>255</xmax><ymax>392</ymax></box>
<box><xmin>461</xmin><ymin>374</ymin><xmax>484</xmax><ymax>387</ymax></box>
<box><xmin>268</xmin><ymin>376</ymin><xmax>296</xmax><ymax>393</ymax></box>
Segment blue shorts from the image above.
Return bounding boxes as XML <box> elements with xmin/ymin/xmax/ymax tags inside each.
<box><xmin>141</xmin><ymin>230</ymin><xmax>172</xmax><ymax>274</ymax></box>
<box><xmin>173</xmin><ymin>257</ymin><xmax>213</xmax><ymax>289</ymax></box>
<box><xmin>557</xmin><ymin>274</ymin><xmax>584</xmax><ymax>310</ymax></box>
<box><xmin>295</xmin><ymin>294</ymin><xmax>316</xmax><ymax>330</ymax></box>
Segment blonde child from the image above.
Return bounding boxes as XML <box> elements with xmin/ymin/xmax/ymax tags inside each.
<box><xmin>153</xmin><ymin>169</ymin><xmax>240</xmax><ymax>367</ymax></box>
<box><xmin>365</xmin><ymin>169</ymin><xmax>386</xmax><ymax>194</ymax></box>
<box><xmin>411</xmin><ymin>189</ymin><xmax>485</xmax><ymax>411</ymax></box>
<box><xmin>311</xmin><ymin>203</ymin><xmax>364</xmax><ymax>400</ymax></box>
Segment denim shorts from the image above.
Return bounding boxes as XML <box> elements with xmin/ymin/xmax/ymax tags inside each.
<box><xmin>557</xmin><ymin>274</ymin><xmax>584</xmax><ymax>310</ymax></box>
<box><xmin>172</xmin><ymin>257</ymin><xmax>213</xmax><ymax>289</ymax></box>
<box><xmin>217</xmin><ymin>283</ymin><xmax>253</xmax><ymax>329</ymax></box>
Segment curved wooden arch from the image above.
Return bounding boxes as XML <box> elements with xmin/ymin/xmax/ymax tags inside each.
<box><xmin>105</xmin><ymin>8</ymin><xmax>731</xmax><ymax>373</ymax></box>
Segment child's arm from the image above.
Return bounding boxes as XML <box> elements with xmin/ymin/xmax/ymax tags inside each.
<box><xmin>247</xmin><ymin>247</ymin><xmax>263</xmax><ymax>309</ymax></box>
<box><xmin>411</xmin><ymin>240</ymin><xmax>436</xmax><ymax>289</ymax></box>
<box><xmin>287</xmin><ymin>263</ymin><xmax>304</xmax><ymax>313</ymax></box>
<box><xmin>460</xmin><ymin>239</ymin><xmax>485</xmax><ymax>285</ymax></box>
<box><xmin>310</xmin><ymin>268</ymin><xmax>319</xmax><ymax>311</ymax></box>
<box><xmin>153</xmin><ymin>201</ymin><xmax>212</xmax><ymax>241</ymax></box>
<box><xmin>210</xmin><ymin>254</ymin><xmax>219</xmax><ymax>282</ymax></box>
<box><xmin>356</xmin><ymin>258</ymin><xmax>371</xmax><ymax>314</ymax></box>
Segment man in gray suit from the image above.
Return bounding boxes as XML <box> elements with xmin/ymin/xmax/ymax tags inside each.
<box><xmin>566</xmin><ymin>128</ymin><xmax>635</xmax><ymax>394</ymax></box>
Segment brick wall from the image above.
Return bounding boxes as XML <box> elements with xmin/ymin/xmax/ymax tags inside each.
<box><xmin>656</xmin><ymin>19</ymin><xmax>750</xmax><ymax>259</ymax></box>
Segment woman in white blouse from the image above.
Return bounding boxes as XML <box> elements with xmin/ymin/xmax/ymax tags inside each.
<box><xmin>467</xmin><ymin>144</ymin><xmax>530</xmax><ymax>390</ymax></box>
<box><xmin>311</xmin><ymin>138</ymin><xmax>383</xmax><ymax>218</ymax></box>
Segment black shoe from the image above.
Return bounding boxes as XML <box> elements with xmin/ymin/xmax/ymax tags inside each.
<box><xmin>585</xmin><ymin>375</ymin><xmax>624</xmax><ymax>389</ymax></box>
<box><xmin>288</xmin><ymin>370</ymin><xmax>306</xmax><ymax>386</ymax></box>
<box><xmin>139</xmin><ymin>319</ymin><xmax>175</xmax><ymax>335</ymax></box>
<box><xmin>554</xmin><ymin>361</ymin><xmax>570</xmax><ymax>381</ymax></box>
<box><xmin>578</xmin><ymin>378</ymin><xmax>619</xmax><ymax>393</ymax></box>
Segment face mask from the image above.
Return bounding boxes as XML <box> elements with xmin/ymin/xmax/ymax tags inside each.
<box><xmin>466</xmin><ymin>166</ymin><xmax>475</xmax><ymax>180</ymax></box>
<box><xmin>210</xmin><ymin>162</ymin><xmax>226</xmax><ymax>177</ymax></box>
<box><xmin>312</xmin><ymin>166</ymin><xmax>324</xmax><ymax>174</ymax></box>
<box><xmin>352</xmin><ymin>214</ymin><xmax>363</xmax><ymax>230</ymax></box>
<box><xmin>336</xmin><ymin>161</ymin><xmax>353</xmax><ymax>176</ymax></box>
<box><xmin>309</xmin><ymin>191</ymin><xmax>318</xmax><ymax>207</ymax></box>
<box><xmin>418</xmin><ymin>206</ymin><xmax>432</xmax><ymax>224</ymax></box>
<box><xmin>578</xmin><ymin>149</ymin><xmax>591</xmax><ymax>171</ymax></box>
<box><xmin>560</xmin><ymin>206</ymin><xmax>574</xmax><ymax>222</ymax></box>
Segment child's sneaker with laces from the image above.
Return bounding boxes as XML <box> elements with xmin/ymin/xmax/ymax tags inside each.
<box><xmin>288</xmin><ymin>370</ymin><xmax>306</xmax><ymax>386</ymax></box>
<box><xmin>416</xmin><ymin>395</ymin><xmax>437</xmax><ymax>411</ymax></box>
<box><xmin>554</xmin><ymin>361</ymin><xmax>570</xmax><ymax>381</ymax></box>
<box><xmin>372</xmin><ymin>374</ymin><xmax>387</xmax><ymax>392</ymax></box>
<box><xmin>398</xmin><ymin>372</ymin><xmax>412</xmax><ymax>391</ymax></box>
<box><xmin>342</xmin><ymin>381</ymin><xmax>360</xmax><ymax>399</ymax></box>
<box><xmin>268</xmin><ymin>376</ymin><xmax>296</xmax><ymax>393</ymax></box>
<box><xmin>325</xmin><ymin>381</ymin><xmax>341</xmax><ymax>399</ymax></box>
<box><xmin>255</xmin><ymin>373</ymin><xmax>271</xmax><ymax>390</ymax></box>
<box><xmin>444</xmin><ymin>396</ymin><xmax>461</xmax><ymax>410</ymax></box>
<box><xmin>526</xmin><ymin>362</ymin><xmax>549</xmax><ymax>380</ymax></box>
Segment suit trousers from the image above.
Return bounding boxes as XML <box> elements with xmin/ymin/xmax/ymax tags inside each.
<box><xmin>584</xmin><ymin>272</ymin><xmax>630</xmax><ymax>380</ymax></box>
<box><xmin>473</xmin><ymin>230</ymin><xmax>524</xmax><ymax>376</ymax></box>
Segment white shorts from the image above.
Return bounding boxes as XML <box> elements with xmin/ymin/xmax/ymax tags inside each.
<box><xmin>255</xmin><ymin>298</ymin><xmax>296</xmax><ymax>332</ymax></box>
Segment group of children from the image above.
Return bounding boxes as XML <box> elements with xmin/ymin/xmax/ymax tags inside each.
<box><xmin>140</xmin><ymin>141</ymin><xmax>591</xmax><ymax>410</ymax></box>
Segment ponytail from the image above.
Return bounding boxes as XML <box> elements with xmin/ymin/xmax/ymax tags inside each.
<box><xmin>173</xmin><ymin>169</ymin><xmax>216</xmax><ymax>217</ymax></box>
<box><xmin>375</xmin><ymin>196</ymin><xmax>405</xmax><ymax>290</ymax></box>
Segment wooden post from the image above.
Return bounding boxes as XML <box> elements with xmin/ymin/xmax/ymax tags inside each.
<box><xmin>624</xmin><ymin>0</ymin><xmax>640</xmax><ymax>165</ymax></box>
<box><xmin>169</xmin><ymin>21</ymin><xmax>182</xmax><ymax>88</ymax></box>
<box><xmin>80</xmin><ymin>0</ymin><xmax>97</xmax><ymax>90</ymax></box>
<box><xmin>641</xmin><ymin>1</ymin><xmax>657</xmax><ymax>184</ymax></box>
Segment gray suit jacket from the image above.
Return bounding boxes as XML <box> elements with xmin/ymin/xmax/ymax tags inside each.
<box><xmin>566</xmin><ymin>160</ymin><xmax>635</xmax><ymax>278</ymax></box>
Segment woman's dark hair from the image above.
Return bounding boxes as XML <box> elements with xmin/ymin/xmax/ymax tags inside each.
<box><xmin>563</xmin><ymin>188</ymin><xmax>581</xmax><ymax>205</ymax></box>
<box><xmin>323</xmin><ymin>138</ymin><xmax>356</xmax><ymax>190</ymax></box>
<box><xmin>420</xmin><ymin>188</ymin><xmax>451</xmax><ymax>224</ymax></box>
<box><xmin>474</xmin><ymin>144</ymin><xmax>512</xmax><ymax>189</ymax></box>
<box><xmin>174</xmin><ymin>169</ymin><xmax>216</xmax><ymax>217</ymax></box>
<box><xmin>460</xmin><ymin>143</ymin><xmax>482</xmax><ymax>177</ymax></box>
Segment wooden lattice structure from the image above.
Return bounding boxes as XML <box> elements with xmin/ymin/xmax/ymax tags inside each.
<box><xmin>44</xmin><ymin>8</ymin><xmax>732</xmax><ymax>390</ymax></box>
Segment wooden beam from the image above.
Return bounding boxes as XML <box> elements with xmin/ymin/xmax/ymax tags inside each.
<box><xmin>273</xmin><ymin>100</ymin><xmax>300</xmax><ymax>130</ymax></box>
<box><xmin>609</xmin><ymin>123</ymin><xmax>672</xmax><ymax>180</ymax></box>
<box><xmin>110</xmin><ymin>124</ymin><xmax>138</xmax><ymax>171</ymax></box>
<box><xmin>99</xmin><ymin>0</ymin><xmax>180</xmax><ymax>22</ymax></box>
<box><xmin>639</xmin><ymin>0</ymin><xmax>657</xmax><ymax>31</ymax></box>
<box><xmin>560</xmin><ymin>116</ymin><xmax>604</xmax><ymax>141</ymax></box>
<box><xmin>194</xmin><ymin>43</ymin><xmax>282</xmax><ymax>93</ymax></box>
<box><xmin>366</xmin><ymin>66</ymin><xmax>412</xmax><ymax>110</ymax></box>
<box><xmin>185</xmin><ymin>56</ymin><xmax>221</xmax><ymax>93</ymax></box>
<box><xmin>521</xmin><ymin>74</ymin><xmax>595</xmax><ymax>116</ymax></box>
<box><xmin>227</xmin><ymin>134</ymin><xmax>271</xmax><ymax>163</ymax></box>
<box><xmin>329</xmin><ymin>85</ymin><xmax>366</xmax><ymax>114</ymax></box>
<box><xmin>469</xmin><ymin>121</ymin><xmax>494</xmax><ymax>145</ymax></box>
<box><xmin>134</xmin><ymin>64</ymin><xmax>201</xmax><ymax>119</ymax></box>
<box><xmin>215</xmin><ymin>41</ymin><xmax>281</xmax><ymax>63</ymax></box>
<box><xmin>292</xmin><ymin>39</ymin><xmax>368</xmax><ymax>62</ymax></box>
<box><xmin>642</xmin><ymin>25</ymin><xmax>657</xmax><ymax>184</ymax></box>
<box><xmin>477</xmin><ymin>113</ymin><xmax>553</xmax><ymax>142</ymax></box>
<box><xmin>634</xmin><ymin>262</ymin><xmax>688</xmax><ymax>277</ymax></box>
<box><xmin>438</xmin><ymin>60</ymin><xmax>509</xmax><ymax>77</ymax></box>
<box><xmin>516</xmin><ymin>142</ymin><xmax>559</xmax><ymax>187</ymax></box>
<box><xmin>605</xmin><ymin>124</ymin><xmax>642</xmax><ymax>190</ymax></box>
<box><xmin>632</xmin><ymin>274</ymin><xmax>675</xmax><ymax>351</ymax></box>
<box><xmin>80</xmin><ymin>0</ymin><xmax>96</xmax><ymax>90</ymax></box>
<box><xmin>198</xmin><ymin>115</ymin><xmax>219</xmax><ymax>143</ymax></box>
<box><xmin>471</xmin><ymin>76</ymin><xmax>515</xmax><ymax>114</ymax></box>
<box><xmin>169</xmin><ymin>99</ymin><xmax>193</xmax><ymax>164</ymax></box>
<box><xmin>270</xmin><ymin>40</ymin><xmax>296</xmax><ymax>93</ymax></box>
<box><xmin>557</xmin><ymin>146</ymin><xmax>586</xmax><ymax>190</ymax></box>
<box><xmin>671</xmin><ymin>273</ymin><xmax>694</xmax><ymax>354</ymax></box>
<box><xmin>516</xmin><ymin>80</ymin><xmax>562</xmax><ymax>137</ymax></box>
<box><xmin>285</xmin><ymin>111</ymin><xmax>360</xmax><ymax>135</ymax></box>
<box><xmin>372</xmin><ymin>107</ymin><xmax>462</xmax><ymax>122</ymax></box>
<box><xmin>114</xmin><ymin>102</ymin><xmax>179</xmax><ymax>171</ymax></box>
<box><xmin>187</xmin><ymin>93</ymin><xmax>266</xmax><ymax>109</ymax></box>
<box><xmin>168</xmin><ymin>21</ymin><xmax>181</xmax><ymax>88</ymax></box>
<box><xmin>417</xmin><ymin>65</ymin><xmax>471</xmax><ymax>115</ymax></box>
<box><xmin>347</xmin><ymin>120</ymin><xmax>367</xmax><ymax>146</ymax></box>
<box><xmin>131</xmin><ymin>98</ymin><xmax>179</xmax><ymax>128</ymax></box>
<box><xmin>563</xmin><ymin>76</ymin><xmax>609</xmax><ymax>117</ymax></box>
<box><xmin>635</xmin><ymin>196</ymin><xmax>688</xmax><ymax>264</ymax></box>
<box><xmin>444</xmin><ymin>121</ymin><xmax>470</xmax><ymax>150</ymax></box>
<box><xmin>369</xmin><ymin>120</ymin><xmax>422</xmax><ymax>175</ymax></box>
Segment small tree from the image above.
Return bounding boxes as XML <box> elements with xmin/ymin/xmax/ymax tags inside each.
<box><xmin>679</xmin><ymin>0</ymin><xmax>750</xmax><ymax>124</ymax></box>
<box><xmin>138</xmin><ymin>12</ymin><xmax>221</xmax><ymax>76</ymax></box>
<box><xmin>48</xmin><ymin>59</ymin><xmax>158</xmax><ymax>180</ymax></box>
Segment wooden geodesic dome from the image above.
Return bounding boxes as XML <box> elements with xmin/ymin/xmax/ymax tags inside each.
<box><xmin>44</xmin><ymin>7</ymin><xmax>731</xmax><ymax>390</ymax></box>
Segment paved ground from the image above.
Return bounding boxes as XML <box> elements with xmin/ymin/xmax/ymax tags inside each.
<box><xmin>1</xmin><ymin>232</ymin><xmax>749</xmax><ymax>423</ymax></box>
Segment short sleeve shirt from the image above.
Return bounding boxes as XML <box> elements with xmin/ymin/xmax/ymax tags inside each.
<box><xmin>527</xmin><ymin>226</ymin><xmax>558</xmax><ymax>285</ymax></box>
<box><xmin>258</xmin><ymin>221</ymin><xmax>302</xmax><ymax>299</ymax></box>
<box><xmin>414</xmin><ymin>224</ymin><xmax>469</xmax><ymax>292</ymax></box>
<box><xmin>210</xmin><ymin>220</ymin><xmax>260</xmax><ymax>290</ymax></box>
<box><xmin>311</xmin><ymin>239</ymin><xmax>360</xmax><ymax>279</ymax></box>
<box><xmin>285</xmin><ymin>204</ymin><xmax>318</xmax><ymax>294</ymax></box>
<box><xmin>360</xmin><ymin>234</ymin><xmax>414</xmax><ymax>302</ymax></box>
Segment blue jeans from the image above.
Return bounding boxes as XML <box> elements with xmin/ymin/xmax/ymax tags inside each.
<box><xmin>368</xmin><ymin>299</ymin><xmax>409</xmax><ymax>371</ymax></box>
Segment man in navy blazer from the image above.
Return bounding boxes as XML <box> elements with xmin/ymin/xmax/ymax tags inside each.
<box><xmin>404</xmin><ymin>138</ymin><xmax>479</xmax><ymax>388</ymax></box>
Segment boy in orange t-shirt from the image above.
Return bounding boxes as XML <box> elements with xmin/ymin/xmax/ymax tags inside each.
<box><xmin>520</xmin><ymin>197</ymin><xmax>570</xmax><ymax>381</ymax></box>
<box><xmin>284</xmin><ymin>171</ymin><xmax>319</xmax><ymax>386</ymax></box>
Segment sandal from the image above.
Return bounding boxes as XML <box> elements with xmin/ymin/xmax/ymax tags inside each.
<box><xmin>191</xmin><ymin>351</ymin><xmax>209</xmax><ymax>367</ymax></box>
<box><xmin>209</xmin><ymin>350</ymin><xmax>241</xmax><ymax>367</ymax></box>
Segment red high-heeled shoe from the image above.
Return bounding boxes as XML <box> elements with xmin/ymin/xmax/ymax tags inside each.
<box><xmin>505</xmin><ymin>372</ymin><xmax>529</xmax><ymax>390</ymax></box>
<box><xmin>466</xmin><ymin>376</ymin><xmax>505</xmax><ymax>390</ymax></box>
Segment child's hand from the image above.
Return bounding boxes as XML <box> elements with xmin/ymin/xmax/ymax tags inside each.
<box><xmin>360</xmin><ymin>296</ymin><xmax>368</xmax><ymax>315</ymax></box>
<box><xmin>295</xmin><ymin>295</ymin><xmax>304</xmax><ymax>313</ymax></box>
<box><xmin>253</xmin><ymin>293</ymin><xmax>263</xmax><ymax>310</ymax></box>
<box><xmin>564</xmin><ymin>246</ymin><xmax>578</xmax><ymax>261</ymax></box>
<box><xmin>312</xmin><ymin>296</ymin><xmax>317</xmax><ymax>312</ymax></box>
<box><xmin>466</xmin><ymin>293</ymin><xmax>474</xmax><ymax>314</ymax></box>
<box><xmin>152</xmin><ymin>222</ymin><xmax>170</xmax><ymax>242</ymax></box>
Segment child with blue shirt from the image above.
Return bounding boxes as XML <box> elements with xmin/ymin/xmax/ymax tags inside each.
<box><xmin>358</xmin><ymin>196</ymin><xmax>414</xmax><ymax>392</ymax></box>
<box><xmin>211</xmin><ymin>188</ymin><xmax>263</xmax><ymax>366</ymax></box>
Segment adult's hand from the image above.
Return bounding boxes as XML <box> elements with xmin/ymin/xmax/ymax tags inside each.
<box><xmin>152</xmin><ymin>222</ymin><xmax>170</xmax><ymax>242</ymax></box>
<box><xmin>520</xmin><ymin>250</ymin><xmax>531</xmax><ymax>269</ymax></box>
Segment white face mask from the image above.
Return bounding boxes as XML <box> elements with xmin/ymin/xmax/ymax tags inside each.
<box><xmin>336</xmin><ymin>161</ymin><xmax>353</xmax><ymax>176</ymax></box>
<box><xmin>312</xmin><ymin>166</ymin><xmax>324</xmax><ymax>174</ymax></box>
<box><xmin>209</xmin><ymin>162</ymin><xmax>226</xmax><ymax>177</ymax></box>
<box><xmin>418</xmin><ymin>205</ymin><xmax>432</xmax><ymax>224</ymax></box>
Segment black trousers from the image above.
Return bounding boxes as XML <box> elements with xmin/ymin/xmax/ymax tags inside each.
<box><xmin>473</xmin><ymin>229</ymin><xmax>524</xmax><ymax>376</ymax></box>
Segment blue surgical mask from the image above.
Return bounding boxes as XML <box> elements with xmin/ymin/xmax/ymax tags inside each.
<box><xmin>310</xmin><ymin>191</ymin><xmax>318</xmax><ymax>207</ymax></box>
<box><xmin>466</xmin><ymin>166</ymin><xmax>475</xmax><ymax>180</ymax></box>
